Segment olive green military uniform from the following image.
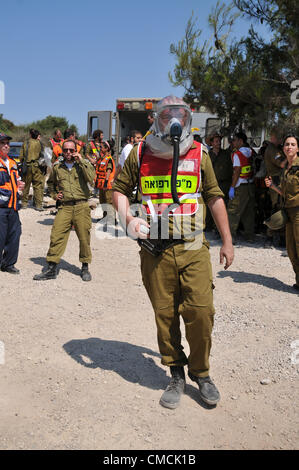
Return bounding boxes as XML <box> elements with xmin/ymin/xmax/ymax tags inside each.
<box><xmin>280</xmin><ymin>157</ymin><xmax>299</xmax><ymax>286</ymax></box>
<box><xmin>264</xmin><ymin>143</ymin><xmax>284</xmax><ymax>208</ymax></box>
<box><xmin>209</xmin><ymin>148</ymin><xmax>233</xmax><ymax>200</ymax></box>
<box><xmin>85</xmin><ymin>142</ymin><xmax>100</xmax><ymax>161</ymax></box>
<box><xmin>46</xmin><ymin>158</ymin><xmax>95</xmax><ymax>264</ymax></box>
<box><xmin>113</xmin><ymin>144</ymin><xmax>224</xmax><ymax>378</ymax></box>
<box><xmin>19</xmin><ymin>139</ymin><xmax>44</xmax><ymax>208</ymax></box>
<box><xmin>206</xmin><ymin>148</ymin><xmax>233</xmax><ymax>230</ymax></box>
<box><xmin>227</xmin><ymin>182</ymin><xmax>256</xmax><ymax>240</ymax></box>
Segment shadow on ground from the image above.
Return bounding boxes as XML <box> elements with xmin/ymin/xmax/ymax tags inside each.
<box><xmin>63</xmin><ymin>337</ymin><xmax>166</xmax><ymax>390</ymax></box>
<box><xmin>63</xmin><ymin>337</ymin><xmax>218</xmax><ymax>410</ymax></box>
<box><xmin>36</xmin><ymin>218</ymin><xmax>54</xmax><ymax>226</ymax></box>
<box><xmin>30</xmin><ymin>256</ymin><xmax>82</xmax><ymax>276</ymax></box>
<box><xmin>218</xmin><ymin>270</ymin><xmax>297</xmax><ymax>294</ymax></box>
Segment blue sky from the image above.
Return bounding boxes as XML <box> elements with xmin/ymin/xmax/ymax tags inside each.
<box><xmin>0</xmin><ymin>0</ymin><xmax>270</xmax><ymax>135</ymax></box>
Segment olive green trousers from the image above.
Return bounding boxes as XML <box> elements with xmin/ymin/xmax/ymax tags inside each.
<box><xmin>22</xmin><ymin>162</ymin><xmax>45</xmax><ymax>207</ymax></box>
<box><xmin>140</xmin><ymin>243</ymin><xmax>215</xmax><ymax>377</ymax></box>
<box><xmin>46</xmin><ymin>202</ymin><xmax>92</xmax><ymax>264</ymax></box>
<box><xmin>286</xmin><ymin>207</ymin><xmax>299</xmax><ymax>285</ymax></box>
<box><xmin>227</xmin><ymin>183</ymin><xmax>255</xmax><ymax>238</ymax></box>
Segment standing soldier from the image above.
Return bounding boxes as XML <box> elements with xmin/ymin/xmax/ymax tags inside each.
<box><xmin>264</xmin><ymin>128</ymin><xmax>287</xmax><ymax>248</ymax></box>
<box><xmin>113</xmin><ymin>96</ymin><xmax>234</xmax><ymax>409</ymax></box>
<box><xmin>33</xmin><ymin>139</ymin><xmax>95</xmax><ymax>281</ymax></box>
<box><xmin>19</xmin><ymin>128</ymin><xmax>45</xmax><ymax>211</ymax></box>
<box><xmin>206</xmin><ymin>133</ymin><xmax>233</xmax><ymax>232</ymax></box>
<box><xmin>85</xmin><ymin>129</ymin><xmax>103</xmax><ymax>167</ymax></box>
<box><xmin>227</xmin><ymin>132</ymin><xmax>256</xmax><ymax>244</ymax></box>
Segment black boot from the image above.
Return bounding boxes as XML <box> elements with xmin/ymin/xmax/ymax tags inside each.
<box><xmin>188</xmin><ymin>371</ymin><xmax>220</xmax><ymax>405</ymax></box>
<box><xmin>33</xmin><ymin>262</ymin><xmax>57</xmax><ymax>280</ymax></box>
<box><xmin>81</xmin><ymin>263</ymin><xmax>91</xmax><ymax>282</ymax></box>
<box><xmin>159</xmin><ymin>366</ymin><xmax>185</xmax><ymax>409</ymax></box>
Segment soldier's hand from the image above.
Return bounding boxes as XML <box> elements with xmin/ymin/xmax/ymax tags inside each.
<box><xmin>220</xmin><ymin>242</ymin><xmax>234</xmax><ymax>270</ymax></box>
<box><xmin>73</xmin><ymin>152</ymin><xmax>82</xmax><ymax>162</ymax></box>
<box><xmin>56</xmin><ymin>191</ymin><xmax>64</xmax><ymax>201</ymax></box>
<box><xmin>127</xmin><ymin>217</ymin><xmax>150</xmax><ymax>240</ymax></box>
<box><xmin>17</xmin><ymin>180</ymin><xmax>25</xmax><ymax>192</ymax></box>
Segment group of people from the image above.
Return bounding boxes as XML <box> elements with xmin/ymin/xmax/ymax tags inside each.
<box><xmin>0</xmin><ymin>95</ymin><xmax>298</xmax><ymax>412</ymax></box>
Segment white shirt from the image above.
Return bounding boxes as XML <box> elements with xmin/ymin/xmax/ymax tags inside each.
<box><xmin>119</xmin><ymin>143</ymin><xmax>133</xmax><ymax>168</ymax></box>
<box><xmin>232</xmin><ymin>146</ymin><xmax>253</xmax><ymax>188</ymax></box>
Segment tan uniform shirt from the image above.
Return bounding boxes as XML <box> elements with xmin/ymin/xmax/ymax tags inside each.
<box><xmin>281</xmin><ymin>156</ymin><xmax>299</xmax><ymax>208</ymax></box>
<box><xmin>19</xmin><ymin>139</ymin><xmax>41</xmax><ymax>163</ymax></box>
<box><xmin>48</xmin><ymin>158</ymin><xmax>95</xmax><ymax>202</ymax></box>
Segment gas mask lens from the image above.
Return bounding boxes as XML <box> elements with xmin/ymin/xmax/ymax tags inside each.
<box><xmin>157</xmin><ymin>107</ymin><xmax>191</xmax><ymax>136</ymax></box>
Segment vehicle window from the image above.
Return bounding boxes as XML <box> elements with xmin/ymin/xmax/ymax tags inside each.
<box><xmin>9</xmin><ymin>146</ymin><xmax>21</xmax><ymax>156</ymax></box>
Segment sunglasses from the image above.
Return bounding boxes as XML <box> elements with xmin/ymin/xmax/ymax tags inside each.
<box><xmin>63</xmin><ymin>148</ymin><xmax>75</xmax><ymax>153</ymax></box>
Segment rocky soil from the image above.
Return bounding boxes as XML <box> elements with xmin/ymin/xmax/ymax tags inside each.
<box><xmin>0</xmin><ymin>199</ymin><xmax>298</xmax><ymax>450</ymax></box>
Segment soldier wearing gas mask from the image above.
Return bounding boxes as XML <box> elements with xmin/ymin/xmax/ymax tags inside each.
<box><xmin>113</xmin><ymin>96</ymin><xmax>234</xmax><ymax>409</ymax></box>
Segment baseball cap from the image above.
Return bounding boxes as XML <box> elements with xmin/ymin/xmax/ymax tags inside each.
<box><xmin>0</xmin><ymin>133</ymin><xmax>12</xmax><ymax>142</ymax></box>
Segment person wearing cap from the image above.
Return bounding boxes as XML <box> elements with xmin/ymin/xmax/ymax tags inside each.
<box><xmin>113</xmin><ymin>95</ymin><xmax>234</xmax><ymax>410</ymax></box>
<box><xmin>0</xmin><ymin>133</ymin><xmax>25</xmax><ymax>274</ymax></box>
<box><xmin>227</xmin><ymin>132</ymin><xmax>256</xmax><ymax>243</ymax></box>
<box><xmin>265</xmin><ymin>134</ymin><xmax>299</xmax><ymax>291</ymax></box>
<box><xmin>19</xmin><ymin>128</ymin><xmax>45</xmax><ymax>211</ymax></box>
<box><xmin>33</xmin><ymin>139</ymin><xmax>95</xmax><ymax>282</ymax></box>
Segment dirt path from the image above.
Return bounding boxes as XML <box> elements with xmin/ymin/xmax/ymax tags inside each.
<box><xmin>0</xmin><ymin>201</ymin><xmax>298</xmax><ymax>450</ymax></box>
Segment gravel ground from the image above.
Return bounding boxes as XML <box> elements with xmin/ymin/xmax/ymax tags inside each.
<box><xmin>0</xmin><ymin>199</ymin><xmax>298</xmax><ymax>450</ymax></box>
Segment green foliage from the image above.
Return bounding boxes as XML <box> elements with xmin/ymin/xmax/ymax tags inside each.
<box><xmin>0</xmin><ymin>114</ymin><xmax>79</xmax><ymax>145</ymax></box>
<box><xmin>169</xmin><ymin>0</ymin><xmax>299</xmax><ymax>136</ymax></box>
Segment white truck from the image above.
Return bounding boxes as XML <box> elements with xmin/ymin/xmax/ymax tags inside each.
<box><xmin>87</xmin><ymin>98</ymin><xmax>223</xmax><ymax>162</ymax></box>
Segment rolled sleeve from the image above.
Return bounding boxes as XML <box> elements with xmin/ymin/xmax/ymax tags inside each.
<box><xmin>112</xmin><ymin>148</ymin><xmax>138</xmax><ymax>197</ymax></box>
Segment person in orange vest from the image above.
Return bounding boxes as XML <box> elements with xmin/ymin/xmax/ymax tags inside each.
<box><xmin>49</xmin><ymin>129</ymin><xmax>63</xmax><ymax>149</ymax></box>
<box><xmin>0</xmin><ymin>133</ymin><xmax>25</xmax><ymax>274</ymax></box>
<box><xmin>95</xmin><ymin>141</ymin><xmax>116</xmax><ymax>226</ymax></box>
<box><xmin>227</xmin><ymin>131</ymin><xmax>256</xmax><ymax>244</ymax></box>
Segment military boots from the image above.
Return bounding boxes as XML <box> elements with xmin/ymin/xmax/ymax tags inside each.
<box><xmin>159</xmin><ymin>366</ymin><xmax>186</xmax><ymax>409</ymax></box>
<box><xmin>188</xmin><ymin>371</ymin><xmax>220</xmax><ymax>405</ymax></box>
<box><xmin>33</xmin><ymin>262</ymin><xmax>57</xmax><ymax>281</ymax></box>
<box><xmin>81</xmin><ymin>263</ymin><xmax>91</xmax><ymax>282</ymax></box>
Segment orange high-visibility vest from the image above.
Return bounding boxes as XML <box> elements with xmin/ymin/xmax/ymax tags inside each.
<box><xmin>0</xmin><ymin>157</ymin><xmax>20</xmax><ymax>211</ymax></box>
<box><xmin>138</xmin><ymin>141</ymin><xmax>202</xmax><ymax>217</ymax></box>
<box><xmin>96</xmin><ymin>155</ymin><xmax>115</xmax><ymax>189</ymax></box>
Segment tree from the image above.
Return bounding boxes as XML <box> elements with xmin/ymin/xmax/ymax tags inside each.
<box><xmin>169</xmin><ymin>0</ymin><xmax>299</xmax><ymax>135</ymax></box>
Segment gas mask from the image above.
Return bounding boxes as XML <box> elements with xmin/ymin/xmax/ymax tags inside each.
<box><xmin>146</xmin><ymin>96</ymin><xmax>194</xmax><ymax>159</ymax></box>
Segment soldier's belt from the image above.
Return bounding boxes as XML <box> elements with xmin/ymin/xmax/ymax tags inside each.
<box><xmin>61</xmin><ymin>199</ymin><xmax>87</xmax><ymax>206</ymax></box>
<box><xmin>138</xmin><ymin>238</ymin><xmax>184</xmax><ymax>257</ymax></box>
